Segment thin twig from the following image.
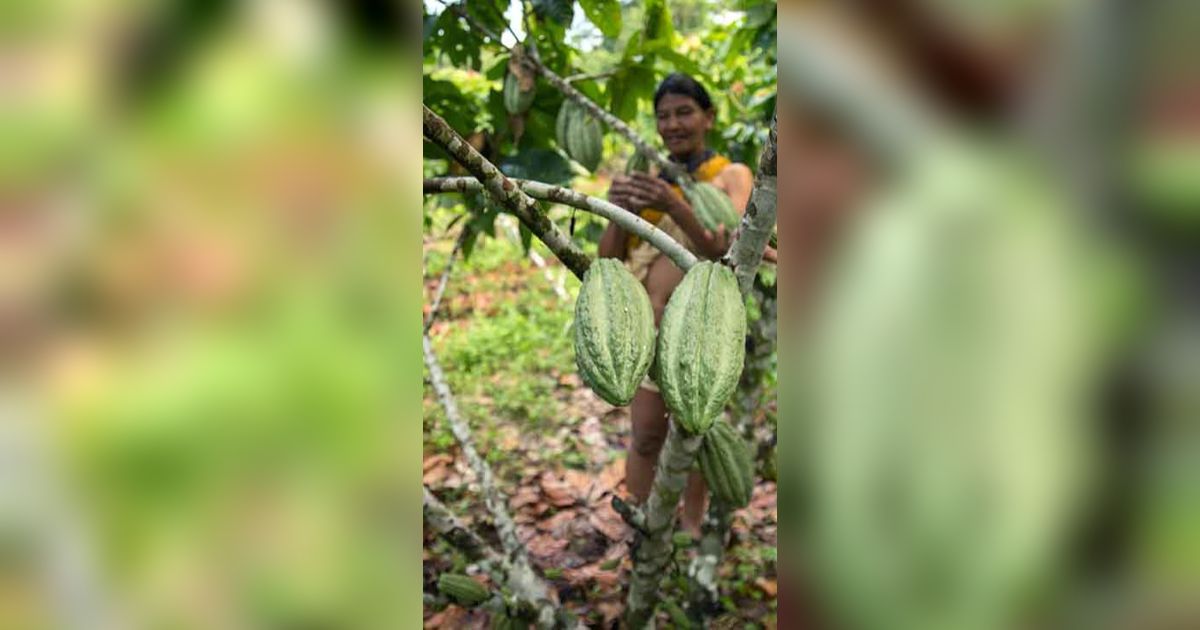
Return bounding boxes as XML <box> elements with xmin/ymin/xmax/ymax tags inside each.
<box><xmin>423</xmin><ymin>487</ymin><xmax>584</xmax><ymax>628</ymax></box>
<box><xmin>448</xmin><ymin>2</ymin><xmax>688</xmax><ymax>182</ymax></box>
<box><xmin>423</xmin><ymin>337</ymin><xmax>572</xmax><ymax>629</ymax></box>
<box><xmin>423</xmin><ymin>229</ymin><xmax>467</xmax><ymax>334</ymax></box>
<box><xmin>423</xmin><ymin>105</ymin><xmax>592</xmax><ymax>279</ymax></box>
<box><xmin>425</xmin><ymin>176</ymin><xmax>699</xmax><ymax>271</ymax></box>
<box><xmin>564</xmin><ymin>69</ymin><xmax>619</xmax><ymax>83</ymax></box>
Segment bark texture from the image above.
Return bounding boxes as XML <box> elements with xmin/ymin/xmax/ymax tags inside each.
<box><xmin>624</xmin><ymin>422</ymin><xmax>706</xmax><ymax>628</ymax></box>
<box><xmin>425</xmin><ymin>177</ymin><xmax>698</xmax><ymax>271</ymax></box>
<box><xmin>723</xmin><ymin>107</ymin><xmax>778</xmax><ymax>295</ymax></box>
<box><xmin>423</xmin><ymin>336</ymin><xmax>576</xmax><ymax>629</ymax></box>
<box><xmin>423</xmin><ymin>105</ymin><xmax>591</xmax><ymax>279</ymax></box>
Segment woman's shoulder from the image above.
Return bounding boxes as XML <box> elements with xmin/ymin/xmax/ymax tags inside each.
<box><xmin>716</xmin><ymin>161</ymin><xmax>753</xmax><ymax>186</ymax></box>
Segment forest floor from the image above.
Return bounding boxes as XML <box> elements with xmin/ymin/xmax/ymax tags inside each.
<box><xmin>422</xmin><ymin>213</ymin><xmax>778</xmax><ymax>628</ymax></box>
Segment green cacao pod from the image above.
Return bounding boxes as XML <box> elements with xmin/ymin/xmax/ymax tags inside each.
<box><xmin>698</xmin><ymin>419</ymin><xmax>754</xmax><ymax>508</ymax></box>
<box><xmin>683</xmin><ymin>181</ymin><xmax>739</xmax><ymax>232</ymax></box>
<box><xmin>437</xmin><ymin>573</ymin><xmax>490</xmax><ymax>607</ymax></box>
<box><xmin>492</xmin><ymin>615</ymin><xmax>529</xmax><ymax>630</ymax></box>
<box><xmin>806</xmin><ymin>142</ymin><xmax>1102</xmax><ymax>630</ymax></box>
<box><xmin>625</xmin><ymin>150</ymin><xmax>651</xmax><ymax>174</ymax></box>
<box><xmin>503</xmin><ymin>72</ymin><xmax>535</xmax><ymax>115</ymax></box>
<box><xmin>574</xmin><ymin>258</ymin><xmax>656</xmax><ymax>406</ymax></box>
<box><xmin>556</xmin><ymin>100</ymin><xmax>603</xmax><ymax>172</ymax></box>
<box><xmin>657</xmin><ymin>261</ymin><xmax>746</xmax><ymax>434</ymax></box>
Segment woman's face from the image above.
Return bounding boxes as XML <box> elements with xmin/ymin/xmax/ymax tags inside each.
<box><xmin>655</xmin><ymin>93</ymin><xmax>714</xmax><ymax>159</ymax></box>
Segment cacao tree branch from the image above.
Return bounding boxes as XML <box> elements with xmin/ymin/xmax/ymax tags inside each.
<box><xmin>423</xmin><ymin>228</ymin><xmax>467</xmax><ymax>334</ymax></box>
<box><xmin>625</xmin><ymin>420</ymin><xmax>707</xmax><ymax>628</ymax></box>
<box><xmin>423</xmin><ymin>487</ymin><xmax>583</xmax><ymax>628</ymax></box>
<box><xmin>564</xmin><ymin>69</ymin><xmax>619</xmax><ymax>83</ymax></box>
<box><xmin>425</xmin><ymin>177</ymin><xmax>699</xmax><ymax>271</ymax></box>
<box><xmin>686</xmin><ymin>502</ymin><xmax>735</xmax><ymax>622</ymax></box>
<box><xmin>423</xmin><ymin>336</ymin><xmax>572</xmax><ymax>629</ymax></box>
<box><xmin>611</xmin><ymin>495</ymin><xmax>647</xmax><ymax>533</ymax></box>
<box><xmin>530</xmin><ymin>60</ymin><xmax>689</xmax><ymax>182</ymax></box>
<box><xmin>423</xmin><ymin>105</ymin><xmax>591</xmax><ymax>279</ymax></box>
<box><xmin>723</xmin><ymin>106</ymin><xmax>778</xmax><ymax>295</ymax></box>
<box><xmin>448</xmin><ymin>3</ymin><xmax>688</xmax><ymax>182</ymax></box>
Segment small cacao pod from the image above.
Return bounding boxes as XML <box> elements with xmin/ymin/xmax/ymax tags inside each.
<box><xmin>683</xmin><ymin>181</ymin><xmax>739</xmax><ymax>232</ymax></box>
<box><xmin>503</xmin><ymin>72</ymin><xmax>535</xmax><ymax>115</ymax></box>
<box><xmin>698</xmin><ymin>419</ymin><xmax>754</xmax><ymax>507</ymax></box>
<box><xmin>437</xmin><ymin>573</ymin><xmax>490</xmax><ymax>607</ymax></box>
<box><xmin>657</xmin><ymin>261</ymin><xmax>746</xmax><ymax>434</ymax></box>
<box><xmin>574</xmin><ymin>258</ymin><xmax>656</xmax><ymax>406</ymax></box>
<box><xmin>492</xmin><ymin>615</ymin><xmax>529</xmax><ymax>630</ymax></box>
<box><xmin>556</xmin><ymin>100</ymin><xmax>604</xmax><ymax>172</ymax></box>
<box><xmin>626</xmin><ymin>150</ymin><xmax>652</xmax><ymax>174</ymax></box>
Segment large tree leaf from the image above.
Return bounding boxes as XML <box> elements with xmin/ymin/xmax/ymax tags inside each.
<box><xmin>423</xmin><ymin>76</ymin><xmax>483</xmax><ymax>136</ymax></box>
<box><xmin>642</xmin><ymin>0</ymin><xmax>674</xmax><ymax>45</ymax></box>
<box><xmin>578</xmin><ymin>0</ymin><xmax>622</xmax><ymax>39</ymax></box>
<box><xmin>429</xmin><ymin>8</ymin><xmax>483</xmax><ymax>70</ymax></box>
<box><xmin>532</xmin><ymin>0</ymin><xmax>574</xmax><ymax>26</ymax></box>
<box><xmin>500</xmin><ymin>148</ymin><xmax>576</xmax><ymax>186</ymax></box>
<box><xmin>608</xmin><ymin>64</ymin><xmax>657</xmax><ymax>122</ymax></box>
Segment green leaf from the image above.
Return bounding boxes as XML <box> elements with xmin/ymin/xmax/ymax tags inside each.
<box><xmin>532</xmin><ymin>0</ymin><xmax>574</xmax><ymax>25</ymax></box>
<box><xmin>519</xmin><ymin>223</ymin><xmax>534</xmax><ymax>254</ymax></box>
<box><xmin>460</xmin><ymin>226</ymin><xmax>479</xmax><ymax>261</ymax></box>
<box><xmin>642</xmin><ymin>0</ymin><xmax>674</xmax><ymax>44</ymax></box>
<box><xmin>578</xmin><ymin>0</ymin><xmax>621</xmax><ymax>39</ymax></box>
<box><xmin>608</xmin><ymin>64</ymin><xmax>655</xmax><ymax>121</ymax></box>
<box><xmin>499</xmin><ymin>148</ymin><xmax>575</xmax><ymax>186</ymax></box>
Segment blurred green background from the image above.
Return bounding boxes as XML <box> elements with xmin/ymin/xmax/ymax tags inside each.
<box><xmin>4</xmin><ymin>1</ymin><xmax>422</xmax><ymax>628</ymax></box>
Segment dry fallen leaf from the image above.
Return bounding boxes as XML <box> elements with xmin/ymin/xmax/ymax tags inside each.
<box><xmin>525</xmin><ymin>534</ymin><xmax>569</xmax><ymax>560</ymax></box>
<box><xmin>563</xmin><ymin>469</ymin><xmax>595</xmax><ymax>502</ymax></box>
<box><xmin>588</xmin><ymin>502</ymin><xmax>628</xmax><ymax>541</ymax></box>
<box><xmin>423</xmin><ymin>453</ymin><xmax>454</xmax><ymax>473</ymax></box>
<box><xmin>537</xmin><ymin>509</ymin><xmax>578</xmax><ymax>533</ymax></box>
<box><xmin>596</xmin><ymin>601</ymin><xmax>624</xmax><ymax>625</ymax></box>
<box><xmin>425</xmin><ymin>604</ymin><xmax>467</xmax><ymax>628</ymax></box>
<box><xmin>755</xmin><ymin>576</ymin><xmax>778</xmax><ymax>598</ymax></box>
<box><xmin>509</xmin><ymin>486</ymin><xmax>541</xmax><ymax>510</ymax></box>
<box><xmin>422</xmin><ymin>463</ymin><xmax>451</xmax><ymax>486</ymax></box>
<box><xmin>594</xmin><ymin>458</ymin><xmax>625</xmax><ymax>497</ymax></box>
<box><xmin>540</xmin><ymin>472</ymin><xmax>577</xmax><ymax>507</ymax></box>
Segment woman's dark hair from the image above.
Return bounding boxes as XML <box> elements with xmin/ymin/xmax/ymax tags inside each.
<box><xmin>654</xmin><ymin>73</ymin><xmax>714</xmax><ymax>111</ymax></box>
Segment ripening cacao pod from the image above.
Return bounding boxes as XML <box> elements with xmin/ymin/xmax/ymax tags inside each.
<box><xmin>503</xmin><ymin>72</ymin><xmax>535</xmax><ymax>115</ymax></box>
<box><xmin>556</xmin><ymin>100</ymin><xmax>604</xmax><ymax>172</ymax></box>
<box><xmin>657</xmin><ymin>261</ymin><xmax>746</xmax><ymax>434</ymax></box>
<box><xmin>574</xmin><ymin>259</ymin><xmax>656</xmax><ymax>406</ymax></box>
<box><xmin>698</xmin><ymin>419</ymin><xmax>754</xmax><ymax>507</ymax></box>
<box><xmin>437</xmin><ymin>573</ymin><xmax>490</xmax><ymax>607</ymax></box>
<box><xmin>683</xmin><ymin>181</ymin><xmax>740</xmax><ymax>232</ymax></box>
<box><xmin>626</xmin><ymin>150</ymin><xmax>651</xmax><ymax>174</ymax></box>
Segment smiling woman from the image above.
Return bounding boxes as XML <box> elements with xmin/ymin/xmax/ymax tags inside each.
<box><xmin>596</xmin><ymin>72</ymin><xmax>754</xmax><ymax>536</ymax></box>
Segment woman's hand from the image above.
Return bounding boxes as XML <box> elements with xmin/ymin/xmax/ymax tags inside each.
<box><xmin>625</xmin><ymin>172</ymin><xmax>681</xmax><ymax>213</ymax></box>
<box><xmin>607</xmin><ymin>175</ymin><xmax>639</xmax><ymax>211</ymax></box>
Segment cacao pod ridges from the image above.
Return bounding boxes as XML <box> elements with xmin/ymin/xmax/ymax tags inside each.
<box><xmin>698</xmin><ymin>419</ymin><xmax>755</xmax><ymax>508</ymax></box>
<box><xmin>657</xmin><ymin>261</ymin><xmax>747</xmax><ymax>434</ymax></box>
<box><xmin>574</xmin><ymin>258</ymin><xmax>657</xmax><ymax>406</ymax></box>
<box><xmin>683</xmin><ymin>181</ymin><xmax>739</xmax><ymax>232</ymax></box>
<box><xmin>503</xmin><ymin>72</ymin><xmax>536</xmax><ymax>115</ymax></box>
<box><xmin>556</xmin><ymin>100</ymin><xmax>604</xmax><ymax>172</ymax></box>
<box><xmin>437</xmin><ymin>573</ymin><xmax>491</xmax><ymax>607</ymax></box>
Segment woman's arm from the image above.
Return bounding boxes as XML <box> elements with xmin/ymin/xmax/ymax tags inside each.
<box><xmin>598</xmin><ymin>221</ymin><xmax>627</xmax><ymax>259</ymax></box>
<box><xmin>598</xmin><ymin>177</ymin><xmax>635</xmax><ymax>260</ymax></box>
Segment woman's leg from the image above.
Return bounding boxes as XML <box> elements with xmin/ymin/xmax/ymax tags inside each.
<box><xmin>627</xmin><ymin>387</ymin><xmax>668</xmax><ymax>502</ymax></box>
